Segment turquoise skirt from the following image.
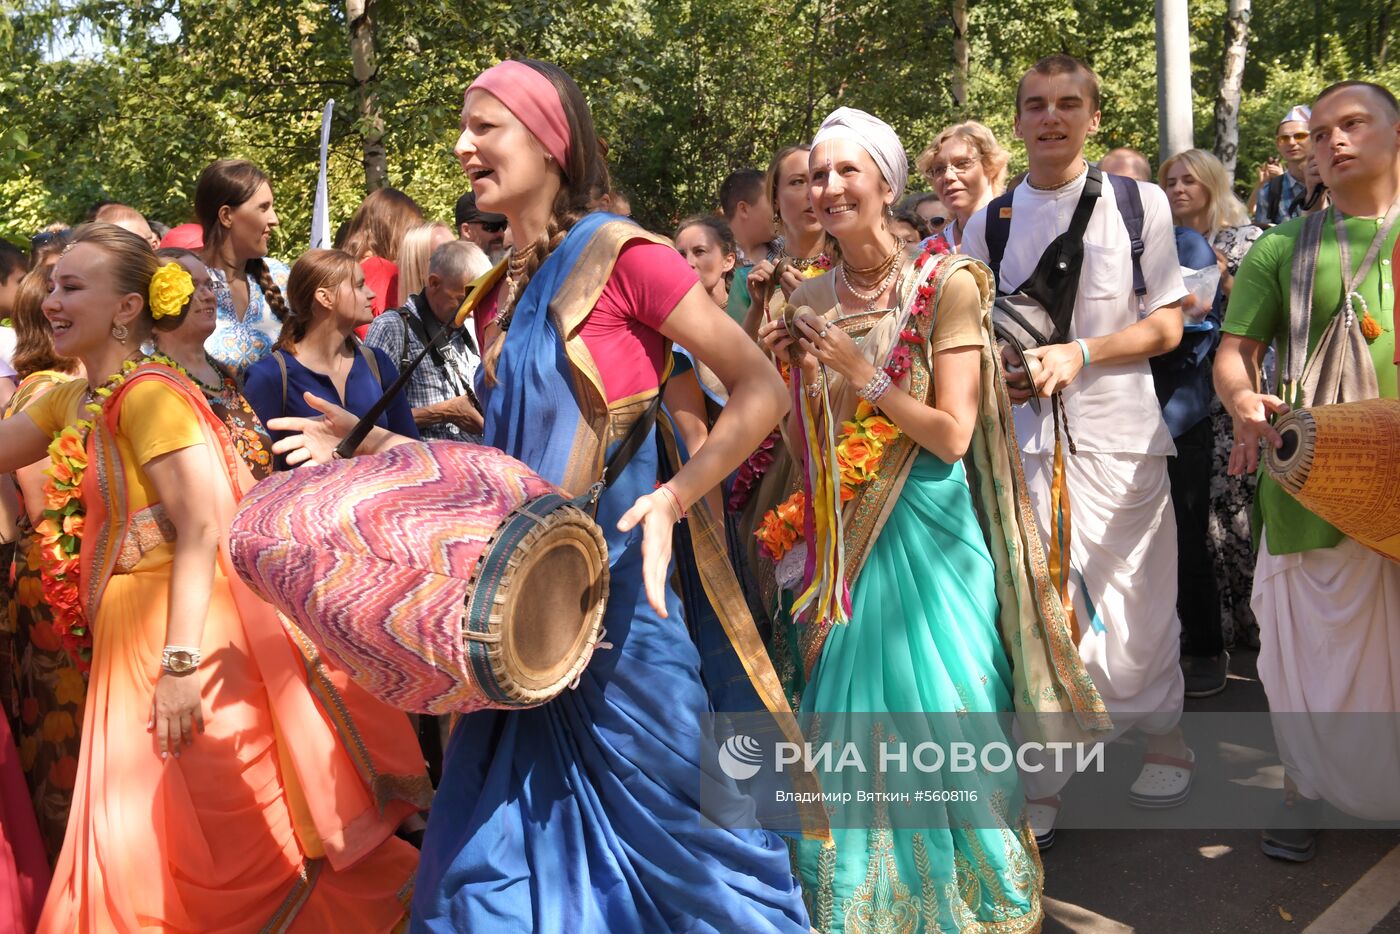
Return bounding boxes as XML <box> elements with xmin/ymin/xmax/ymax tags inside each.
<box><xmin>794</xmin><ymin>452</ymin><xmax>1043</xmax><ymax>933</ymax></box>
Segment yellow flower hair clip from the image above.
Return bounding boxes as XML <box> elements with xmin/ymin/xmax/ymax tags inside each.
<box><xmin>149</xmin><ymin>262</ymin><xmax>195</xmax><ymax>320</ymax></box>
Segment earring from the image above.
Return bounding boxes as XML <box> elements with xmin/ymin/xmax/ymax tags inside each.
<box><xmin>111</xmin><ymin>322</ymin><xmax>129</xmax><ymax>343</ymax></box>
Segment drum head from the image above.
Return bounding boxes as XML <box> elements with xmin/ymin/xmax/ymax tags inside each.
<box><xmin>463</xmin><ymin>500</ymin><xmax>609</xmax><ymax>707</ymax></box>
<box><xmin>501</xmin><ymin>522</ymin><xmax>609</xmax><ymax>692</ymax></box>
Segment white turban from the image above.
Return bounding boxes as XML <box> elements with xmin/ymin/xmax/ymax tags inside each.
<box><xmin>812</xmin><ymin>107</ymin><xmax>909</xmax><ymax>202</ymax></box>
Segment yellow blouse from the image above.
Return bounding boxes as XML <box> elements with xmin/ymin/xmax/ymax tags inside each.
<box><xmin>25</xmin><ymin>378</ymin><xmax>207</xmax><ymax>569</ymax></box>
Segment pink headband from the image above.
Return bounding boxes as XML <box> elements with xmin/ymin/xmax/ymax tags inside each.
<box><xmin>466</xmin><ymin>61</ymin><xmax>572</xmax><ymax>170</ymax></box>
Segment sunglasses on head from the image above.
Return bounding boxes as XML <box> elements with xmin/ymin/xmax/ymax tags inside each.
<box><xmin>31</xmin><ymin>228</ymin><xmax>72</xmax><ymax>250</ymax></box>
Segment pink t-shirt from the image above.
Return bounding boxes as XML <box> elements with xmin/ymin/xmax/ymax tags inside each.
<box><xmin>476</xmin><ymin>239</ymin><xmax>697</xmax><ymax>402</ymax></box>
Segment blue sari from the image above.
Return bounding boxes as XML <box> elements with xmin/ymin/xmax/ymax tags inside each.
<box><xmin>413</xmin><ymin>213</ymin><xmax>815</xmax><ymax>933</ymax></box>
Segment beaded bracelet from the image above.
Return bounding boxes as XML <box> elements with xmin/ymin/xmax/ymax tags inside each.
<box><xmin>856</xmin><ymin>369</ymin><xmax>893</xmax><ymax>404</ymax></box>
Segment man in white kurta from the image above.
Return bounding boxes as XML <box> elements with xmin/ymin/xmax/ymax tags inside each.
<box><xmin>1216</xmin><ymin>81</ymin><xmax>1400</xmax><ymax>862</ymax></box>
<box><xmin>962</xmin><ymin>56</ymin><xmax>1189</xmax><ymax>839</ymax></box>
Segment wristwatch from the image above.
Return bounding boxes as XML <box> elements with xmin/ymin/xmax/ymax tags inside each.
<box><xmin>161</xmin><ymin>646</ymin><xmax>201</xmax><ymax>676</ymax></box>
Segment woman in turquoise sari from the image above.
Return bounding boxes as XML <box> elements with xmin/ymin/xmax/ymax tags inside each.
<box><xmin>267</xmin><ymin>60</ymin><xmax>820</xmax><ymax>932</ymax></box>
<box><xmin>758</xmin><ymin>108</ymin><xmax>1108</xmax><ymax>932</ymax></box>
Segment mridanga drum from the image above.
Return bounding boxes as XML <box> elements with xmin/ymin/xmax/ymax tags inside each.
<box><xmin>229</xmin><ymin>441</ymin><xmax>609</xmax><ymax>715</ymax></box>
<box><xmin>1264</xmin><ymin>398</ymin><xmax>1400</xmax><ymax>563</ymax></box>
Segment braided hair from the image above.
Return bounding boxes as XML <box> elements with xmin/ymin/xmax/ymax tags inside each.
<box><xmin>480</xmin><ymin>60</ymin><xmax>610</xmax><ymax>385</ymax></box>
<box><xmin>194</xmin><ymin>159</ymin><xmax>290</xmax><ymax>323</ymax></box>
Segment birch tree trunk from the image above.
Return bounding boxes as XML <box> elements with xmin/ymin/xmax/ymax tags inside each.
<box><xmin>1213</xmin><ymin>0</ymin><xmax>1251</xmax><ymax>180</ymax></box>
<box><xmin>951</xmin><ymin>0</ymin><xmax>969</xmax><ymax>108</ymax></box>
<box><xmin>1379</xmin><ymin>0</ymin><xmax>1395</xmax><ymax>68</ymax></box>
<box><xmin>348</xmin><ymin>0</ymin><xmax>387</xmax><ymax>192</ymax></box>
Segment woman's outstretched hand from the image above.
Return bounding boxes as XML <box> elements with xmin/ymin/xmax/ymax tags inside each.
<box><xmin>267</xmin><ymin>392</ymin><xmax>360</xmax><ymax>466</ymax></box>
<box><xmin>616</xmin><ymin>489</ymin><xmax>679</xmax><ymax>618</ymax></box>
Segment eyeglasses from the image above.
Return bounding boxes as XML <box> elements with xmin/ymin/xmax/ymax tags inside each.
<box><xmin>30</xmin><ymin>228</ymin><xmax>71</xmax><ymax>251</ymax></box>
<box><xmin>928</xmin><ymin>216</ymin><xmax>948</xmax><ymax>228</ymax></box>
<box><xmin>1276</xmin><ymin>131</ymin><xmax>1310</xmax><ymax>144</ymax></box>
<box><xmin>928</xmin><ymin>157</ymin><xmax>979</xmax><ymax>178</ymax></box>
<box><xmin>474</xmin><ymin>219</ymin><xmax>507</xmax><ymax>234</ymax></box>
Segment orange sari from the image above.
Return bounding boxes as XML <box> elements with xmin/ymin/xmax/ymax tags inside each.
<box><xmin>36</xmin><ymin>364</ymin><xmax>429</xmax><ymax>932</ymax></box>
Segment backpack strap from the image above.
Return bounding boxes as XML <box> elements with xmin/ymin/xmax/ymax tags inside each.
<box><xmin>395</xmin><ymin>310</ymin><xmax>414</xmax><ymax>375</ymax></box>
<box><xmin>1266</xmin><ymin>174</ymin><xmax>1284</xmax><ymax>225</ymax></box>
<box><xmin>1283</xmin><ymin>209</ymin><xmax>1329</xmax><ymax>402</ymax></box>
<box><xmin>354</xmin><ymin>339</ymin><xmax>383</xmax><ymax>388</ymax></box>
<box><xmin>397</xmin><ymin>301</ymin><xmax>447</xmax><ymax>369</ymax></box>
<box><xmin>271</xmin><ymin>349</ymin><xmax>289</xmax><ymax>417</ymax></box>
<box><xmin>984</xmin><ymin>190</ymin><xmax>1015</xmax><ymax>290</ymax></box>
<box><xmin>1106</xmin><ymin>173</ymin><xmax>1147</xmax><ymax>297</ymax></box>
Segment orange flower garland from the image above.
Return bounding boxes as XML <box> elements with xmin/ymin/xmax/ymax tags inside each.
<box><xmin>36</xmin><ymin>354</ymin><xmax>187</xmax><ymax>672</ymax></box>
<box><xmin>753</xmin><ymin>240</ymin><xmax>950</xmax><ymax>567</ymax></box>
<box><xmin>755</xmin><ymin>491</ymin><xmax>806</xmax><ymax>562</ymax></box>
<box><xmin>834</xmin><ymin>401</ymin><xmax>900</xmax><ymax>501</ymax></box>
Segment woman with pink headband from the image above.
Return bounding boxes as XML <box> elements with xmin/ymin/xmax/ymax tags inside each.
<box><xmin>267</xmin><ymin>59</ymin><xmax>816</xmax><ymax>931</ymax></box>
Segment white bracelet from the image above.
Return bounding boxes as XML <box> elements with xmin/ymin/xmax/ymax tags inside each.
<box><xmin>857</xmin><ymin>369</ymin><xmax>893</xmax><ymax>404</ymax></box>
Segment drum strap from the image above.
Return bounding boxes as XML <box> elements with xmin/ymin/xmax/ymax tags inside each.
<box><xmin>568</xmin><ymin>390</ymin><xmax>666</xmax><ymax>518</ymax></box>
<box><xmin>335</xmin><ymin>307</ymin><xmax>667</xmax><ymax>505</ymax></box>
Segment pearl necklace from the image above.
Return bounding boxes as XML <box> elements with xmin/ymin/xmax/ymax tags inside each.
<box><xmin>839</xmin><ymin>251</ymin><xmax>904</xmax><ymax>313</ymax></box>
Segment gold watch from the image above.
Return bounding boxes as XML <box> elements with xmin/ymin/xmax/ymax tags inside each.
<box><xmin>161</xmin><ymin>646</ymin><xmax>201</xmax><ymax>676</ymax></box>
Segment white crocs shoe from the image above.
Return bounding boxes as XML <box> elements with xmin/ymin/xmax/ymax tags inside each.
<box><xmin>1128</xmin><ymin>749</ymin><xmax>1195</xmax><ymax>809</ymax></box>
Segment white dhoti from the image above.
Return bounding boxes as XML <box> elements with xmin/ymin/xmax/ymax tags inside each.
<box><xmin>1254</xmin><ymin>535</ymin><xmax>1400</xmax><ymax>819</ymax></box>
<box><xmin>1018</xmin><ymin>450</ymin><xmax>1185</xmax><ymax>799</ymax></box>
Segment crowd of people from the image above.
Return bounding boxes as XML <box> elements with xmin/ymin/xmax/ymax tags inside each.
<box><xmin>0</xmin><ymin>50</ymin><xmax>1395</xmax><ymax>933</ymax></box>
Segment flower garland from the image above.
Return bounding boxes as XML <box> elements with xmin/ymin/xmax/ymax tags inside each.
<box><xmin>729</xmin><ymin>254</ymin><xmax>840</xmax><ymax>514</ymax></box>
<box><xmin>728</xmin><ymin>430</ymin><xmax>780</xmax><ymax>513</ymax></box>
<box><xmin>36</xmin><ymin>352</ymin><xmax>188</xmax><ymax>672</ymax></box>
<box><xmin>755</xmin><ymin>491</ymin><xmax>805</xmax><ymax>562</ymax></box>
<box><xmin>754</xmin><ymin>239</ymin><xmax>950</xmax><ymax>563</ymax></box>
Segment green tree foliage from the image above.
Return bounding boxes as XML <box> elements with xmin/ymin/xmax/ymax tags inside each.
<box><xmin>0</xmin><ymin>0</ymin><xmax>1390</xmax><ymax>252</ymax></box>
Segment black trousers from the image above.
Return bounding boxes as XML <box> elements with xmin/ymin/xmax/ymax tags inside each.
<box><xmin>1168</xmin><ymin>417</ymin><xmax>1223</xmax><ymax>657</ymax></box>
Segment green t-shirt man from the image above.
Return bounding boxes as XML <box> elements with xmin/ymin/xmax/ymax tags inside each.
<box><xmin>1223</xmin><ymin>212</ymin><xmax>1399</xmax><ymax>555</ymax></box>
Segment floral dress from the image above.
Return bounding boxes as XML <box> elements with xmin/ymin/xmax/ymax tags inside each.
<box><xmin>2</xmin><ymin>371</ymin><xmax>83</xmax><ymax>863</ymax></box>
<box><xmin>205</xmin><ymin>258</ymin><xmax>290</xmax><ymax>374</ymax></box>
<box><xmin>1209</xmin><ymin>224</ymin><xmax>1264</xmax><ymax>649</ymax></box>
<box><xmin>193</xmin><ymin>358</ymin><xmax>274</xmax><ymax>482</ymax></box>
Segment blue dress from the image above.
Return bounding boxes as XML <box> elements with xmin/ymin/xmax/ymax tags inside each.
<box><xmin>243</xmin><ymin>344</ymin><xmax>419</xmax><ymax>471</ymax></box>
<box><xmin>412</xmin><ymin>214</ymin><xmax>810</xmax><ymax>933</ymax></box>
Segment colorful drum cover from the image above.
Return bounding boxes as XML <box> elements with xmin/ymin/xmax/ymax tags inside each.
<box><xmin>229</xmin><ymin>441</ymin><xmax>610</xmax><ymax>714</ymax></box>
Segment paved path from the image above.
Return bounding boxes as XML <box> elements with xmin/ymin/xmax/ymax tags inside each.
<box><xmin>1040</xmin><ymin>651</ymin><xmax>1400</xmax><ymax>932</ymax></box>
